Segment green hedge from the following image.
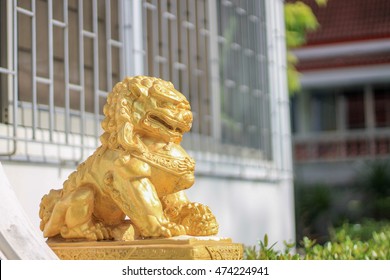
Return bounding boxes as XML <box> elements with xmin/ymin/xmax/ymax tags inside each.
<box><xmin>245</xmin><ymin>220</ymin><xmax>390</xmax><ymax>260</ymax></box>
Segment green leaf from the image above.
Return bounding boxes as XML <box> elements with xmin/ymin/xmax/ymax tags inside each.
<box><xmin>284</xmin><ymin>1</ymin><xmax>321</xmax><ymax>94</ymax></box>
<box><xmin>264</xmin><ymin>234</ymin><xmax>269</xmax><ymax>247</ymax></box>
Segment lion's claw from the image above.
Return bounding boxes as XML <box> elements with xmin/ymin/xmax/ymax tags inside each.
<box><xmin>176</xmin><ymin>203</ymin><xmax>219</xmax><ymax>236</ymax></box>
<box><xmin>160</xmin><ymin>222</ymin><xmax>186</xmax><ymax>237</ymax></box>
<box><xmin>60</xmin><ymin>221</ymin><xmax>112</xmax><ymax>240</ymax></box>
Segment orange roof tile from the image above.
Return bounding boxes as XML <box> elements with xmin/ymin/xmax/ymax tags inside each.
<box><xmin>297</xmin><ymin>0</ymin><xmax>390</xmax><ymax>45</ymax></box>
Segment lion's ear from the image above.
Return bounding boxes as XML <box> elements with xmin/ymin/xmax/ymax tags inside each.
<box><xmin>118</xmin><ymin>122</ymin><xmax>136</xmax><ymax>150</ymax></box>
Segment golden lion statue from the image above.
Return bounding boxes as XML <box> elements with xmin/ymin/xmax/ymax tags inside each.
<box><xmin>39</xmin><ymin>76</ymin><xmax>218</xmax><ymax>241</ymax></box>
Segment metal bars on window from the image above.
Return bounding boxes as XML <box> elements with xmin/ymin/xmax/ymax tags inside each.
<box><xmin>0</xmin><ymin>0</ymin><xmax>291</xmax><ymax>180</ymax></box>
<box><xmin>217</xmin><ymin>0</ymin><xmax>272</xmax><ymax>160</ymax></box>
<box><xmin>140</xmin><ymin>0</ymin><xmax>272</xmax><ymax>162</ymax></box>
<box><xmin>0</xmin><ymin>0</ymin><xmax>18</xmax><ymax>156</ymax></box>
<box><xmin>141</xmin><ymin>0</ymin><xmax>214</xmax><ymax>154</ymax></box>
<box><xmin>0</xmin><ymin>0</ymin><xmax>124</xmax><ymax>163</ymax></box>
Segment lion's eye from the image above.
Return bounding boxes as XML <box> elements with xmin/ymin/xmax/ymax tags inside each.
<box><xmin>158</xmin><ymin>101</ymin><xmax>172</xmax><ymax>109</ymax></box>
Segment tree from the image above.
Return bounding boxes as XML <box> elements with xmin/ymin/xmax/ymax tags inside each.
<box><xmin>285</xmin><ymin>0</ymin><xmax>327</xmax><ymax>94</ymax></box>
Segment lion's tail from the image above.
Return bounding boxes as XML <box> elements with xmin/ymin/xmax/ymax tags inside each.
<box><xmin>39</xmin><ymin>189</ymin><xmax>62</xmax><ymax>232</ymax></box>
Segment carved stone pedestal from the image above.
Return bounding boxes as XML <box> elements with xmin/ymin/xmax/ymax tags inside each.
<box><xmin>47</xmin><ymin>236</ymin><xmax>243</xmax><ymax>260</ymax></box>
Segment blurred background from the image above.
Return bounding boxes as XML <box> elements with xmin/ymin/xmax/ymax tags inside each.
<box><xmin>288</xmin><ymin>0</ymin><xmax>390</xmax><ymax>244</ymax></box>
<box><xmin>0</xmin><ymin>0</ymin><xmax>389</xmax><ymax>252</ymax></box>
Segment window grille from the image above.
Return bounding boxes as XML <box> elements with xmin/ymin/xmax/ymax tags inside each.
<box><xmin>217</xmin><ymin>0</ymin><xmax>271</xmax><ymax>160</ymax></box>
<box><xmin>0</xmin><ymin>0</ymin><xmax>124</xmax><ymax>163</ymax></box>
<box><xmin>374</xmin><ymin>85</ymin><xmax>390</xmax><ymax>128</ymax></box>
<box><xmin>1</xmin><ymin>0</ymin><xmax>292</xmax><ymax>180</ymax></box>
<box><xmin>139</xmin><ymin>0</ymin><xmax>272</xmax><ymax>163</ymax></box>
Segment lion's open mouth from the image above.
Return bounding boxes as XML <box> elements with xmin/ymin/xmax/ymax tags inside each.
<box><xmin>149</xmin><ymin>114</ymin><xmax>184</xmax><ymax>134</ymax></box>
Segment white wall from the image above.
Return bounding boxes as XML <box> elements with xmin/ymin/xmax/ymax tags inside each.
<box><xmin>188</xmin><ymin>176</ymin><xmax>295</xmax><ymax>247</ymax></box>
<box><xmin>2</xmin><ymin>161</ymin><xmax>295</xmax><ymax>249</ymax></box>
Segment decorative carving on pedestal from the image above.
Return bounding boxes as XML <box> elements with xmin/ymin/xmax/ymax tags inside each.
<box><xmin>39</xmin><ymin>76</ymin><xmax>242</xmax><ymax>260</ymax></box>
<box><xmin>48</xmin><ymin>237</ymin><xmax>243</xmax><ymax>260</ymax></box>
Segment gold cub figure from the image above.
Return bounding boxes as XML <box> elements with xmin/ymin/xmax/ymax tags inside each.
<box><xmin>39</xmin><ymin>76</ymin><xmax>218</xmax><ymax>241</ymax></box>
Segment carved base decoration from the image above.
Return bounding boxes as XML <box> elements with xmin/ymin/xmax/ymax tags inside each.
<box><xmin>47</xmin><ymin>236</ymin><xmax>243</xmax><ymax>260</ymax></box>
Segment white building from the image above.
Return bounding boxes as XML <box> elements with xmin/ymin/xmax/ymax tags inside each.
<box><xmin>0</xmin><ymin>0</ymin><xmax>294</xmax><ymax>257</ymax></box>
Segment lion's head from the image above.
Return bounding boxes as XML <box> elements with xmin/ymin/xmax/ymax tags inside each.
<box><xmin>100</xmin><ymin>76</ymin><xmax>193</xmax><ymax>153</ymax></box>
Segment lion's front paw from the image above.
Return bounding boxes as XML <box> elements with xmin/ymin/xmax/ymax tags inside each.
<box><xmin>137</xmin><ymin>215</ymin><xmax>186</xmax><ymax>238</ymax></box>
<box><xmin>111</xmin><ymin>221</ymin><xmax>139</xmax><ymax>241</ymax></box>
<box><xmin>161</xmin><ymin>222</ymin><xmax>186</xmax><ymax>237</ymax></box>
<box><xmin>176</xmin><ymin>203</ymin><xmax>219</xmax><ymax>236</ymax></box>
<box><xmin>60</xmin><ymin>221</ymin><xmax>112</xmax><ymax>241</ymax></box>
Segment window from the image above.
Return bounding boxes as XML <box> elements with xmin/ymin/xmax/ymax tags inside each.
<box><xmin>143</xmin><ymin>0</ymin><xmax>213</xmax><ymax>138</ymax></box>
<box><xmin>310</xmin><ymin>91</ymin><xmax>337</xmax><ymax>132</ymax></box>
<box><xmin>16</xmin><ymin>0</ymin><xmax>122</xmax><ymax>119</ymax></box>
<box><xmin>0</xmin><ymin>0</ymin><xmax>123</xmax><ymax>160</ymax></box>
<box><xmin>290</xmin><ymin>95</ymin><xmax>298</xmax><ymax>134</ymax></box>
<box><xmin>374</xmin><ymin>85</ymin><xmax>390</xmax><ymax>128</ymax></box>
<box><xmin>344</xmin><ymin>88</ymin><xmax>365</xmax><ymax>130</ymax></box>
<box><xmin>217</xmin><ymin>0</ymin><xmax>271</xmax><ymax>159</ymax></box>
<box><xmin>1</xmin><ymin>0</ymin><xmax>287</xmax><ymax>174</ymax></box>
<box><xmin>0</xmin><ymin>0</ymin><xmax>9</xmax><ymax>124</ymax></box>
